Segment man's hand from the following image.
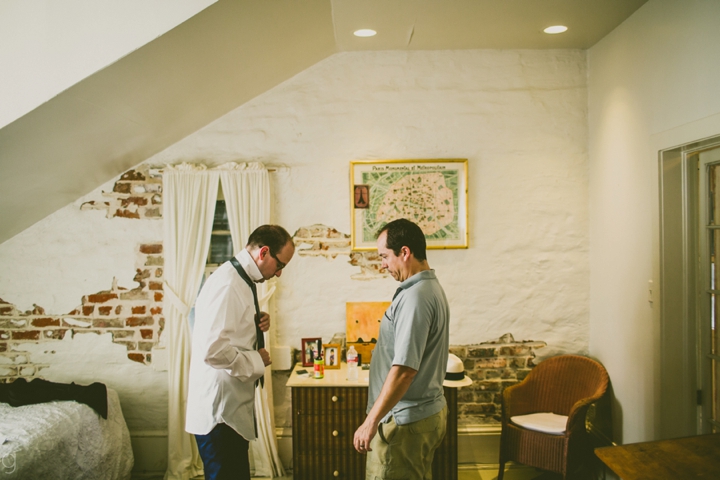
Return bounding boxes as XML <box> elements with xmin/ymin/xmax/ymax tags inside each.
<box><xmin>353</xmin><ymin>417</ymin><xmax>378</xmax><ymax>453</ymax></box>
<box><xmin>353</xmin><ymin>365</ymin><xmax>417</xmax><ymax>454</ymax></box>
<box><xmin>257</xmin><ymin>312</ymin><xmax>270</xmax><ymax>332</ymax></box>
<box><xmin>259</xmin><ymin>348</ymin><xmax>272</xmax><ymax>366</ymax></box>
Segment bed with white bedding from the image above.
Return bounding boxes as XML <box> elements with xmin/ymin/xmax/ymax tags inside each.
<box><xmin>0</xmin><ymin>387</ymin><xmax>133</xmax><ymax>479</ymax></box>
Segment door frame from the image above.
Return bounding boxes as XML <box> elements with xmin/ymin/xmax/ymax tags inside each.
<box><xmin>659</xmin><ymin>135</ymin><xmax>720</xmax><ymax>438</ymax></box>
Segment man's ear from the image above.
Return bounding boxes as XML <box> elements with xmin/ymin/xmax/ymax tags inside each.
<box><xmin>258</xmin><ymin>245</ymin><xmax>270</xmax><ymax>260</ymax></box>
<box><xmin>401</xmin><ymin>246</ymin><xmax>411</xmax><ymax>260</ymax></box>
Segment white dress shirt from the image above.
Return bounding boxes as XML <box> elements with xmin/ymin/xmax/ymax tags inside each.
<box><xmin>185</xmin><ymin>249</ymin><xmax>266</xmax><ymax>439</ymax></box>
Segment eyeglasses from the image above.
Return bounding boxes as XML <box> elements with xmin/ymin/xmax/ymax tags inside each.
<box><xmin>269</xmin><ymin>251</ymin><xmax>286</xmax><ymax>271</ymax></box>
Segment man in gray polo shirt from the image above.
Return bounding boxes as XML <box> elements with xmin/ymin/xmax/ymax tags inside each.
<box><xmin>353</xmin><ymin>218</ymin><xmax>450</xmax><ymax>479</ymax></box>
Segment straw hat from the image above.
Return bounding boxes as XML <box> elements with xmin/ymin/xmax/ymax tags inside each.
<box><xmin>443</xmin><ymin>353</ymin><xmax>473</xmax><ymax>387</ymax></box>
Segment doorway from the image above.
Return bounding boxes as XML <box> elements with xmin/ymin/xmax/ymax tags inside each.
<box><xmin>659</xmin><ymin>136</ymin><xmax>720</xmax><ymax>438</ymax></box>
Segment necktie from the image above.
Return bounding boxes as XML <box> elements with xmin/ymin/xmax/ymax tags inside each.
<box><xmin>230</xmin><ymin>257</ymin><xmax>265</xmax><ymax>387</ymax></box>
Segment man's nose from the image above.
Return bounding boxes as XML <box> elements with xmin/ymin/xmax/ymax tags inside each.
<box><xmin>275</xmin><ymin>269</ymin><xmax>283</xmax><ymax>278</ymax></box>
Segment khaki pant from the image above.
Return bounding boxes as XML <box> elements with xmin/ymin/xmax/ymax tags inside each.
<box><xmin>365</xmin><ymin>406</ymin><xmax>447</xmax><ymax>480</ymax></box>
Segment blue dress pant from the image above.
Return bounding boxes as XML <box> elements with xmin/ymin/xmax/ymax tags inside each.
<box><xmin>195</xmin><ymin>423</ymin><xmax>251</xmax><ymax>480</ymax></box>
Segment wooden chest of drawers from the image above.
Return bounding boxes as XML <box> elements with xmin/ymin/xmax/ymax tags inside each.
<box><xmin>290</xmin><ymin>377</ymin><xmax>457</xmax><ymax>480</ymax></box>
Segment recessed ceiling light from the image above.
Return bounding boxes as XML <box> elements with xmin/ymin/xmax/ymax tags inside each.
<box><xmin>354</xmin><ymin>29</ymin><xmax>377</xmax><ymax>37</ymax></box>
<box><xmin>544</xmin><ymin>25</ymin><xmax>568</xmax><ymax>34</ymax></box>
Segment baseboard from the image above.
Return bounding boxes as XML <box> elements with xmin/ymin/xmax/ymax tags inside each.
<box><xmin>275</xmin><ymin>423</ymin><xmax>502</xmax><ymax>471</ymax></box>
<box><xmin>128</xmin><ymin>424</ymin><xmax>503</xmax><ymax>475</ymax></box>
<box><xmin>129</xmin><ymin>430</ymin><xmax>168</xmax><ymax>475</ymax></box>
<box><xmin>458</xmin><ymin>424</ymin><xmax>501</xmax><ymax>465</ymax></box>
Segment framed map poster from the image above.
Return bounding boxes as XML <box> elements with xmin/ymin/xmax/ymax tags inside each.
<box><xmin>350</xmin><ymin>159</ymin><xmax>468</xmax><ymax>250</ymax></box>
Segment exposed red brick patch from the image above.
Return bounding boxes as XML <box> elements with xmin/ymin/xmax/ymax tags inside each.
<box><xmin>148</xmin><ymin>282</ymin><xmax>163</xmax><ymax>291</ymax></box>
<box><xmin>12</xmin><ymin>331</ymin><xmax>40</xmax><ymax>340</ymax></box>
<box><xmin>43</xmin><ymin>330</ymin><xmax>67</xmax><ymax>340</ymax></box>
<box><xmin>120</xmin><ymin>169</ymin><xmax>146</xmax><ymax>181</ymax></box>
<box><xmin>140</xmin><ymin>244</ymin><xmax>163</xmax><ymax>255</ymax></box>
<box><xmin>122</xmin><ymin>196</ymin><xmax>148</xmax><ymax>207</ymax></box>
<box><xmin>113</xmin><ymin>183</ymin><xmax>132</xmax><ymax>194</ymax></box>
<box><xmin>0</xmin><ymin>239</ymin><xmax>164</xmax><ymax>382</ymax></box>
<box><xmin>87</xmin><ymin>293</ymin><xmax>118</xmax><ymax>304</ymax></box>
<box><xmin>93</xmin><ymin>319</ymin><xmax>124</xmax><ymax>329</ymax></box>
<box><xmin>126</xmin><ymin>316</ymin><xmax>153</xmax><ymax>327</ymax></box>
<box><xmin>127</xmin><ymin>353</ymin><xmax>145</xmax><ymax>363</ymax></box>
<box><xmin>115</xmin><ymin>209</ymin><xmax>140</xmax><ymax>219</ymax></box>
<box><xmin>31</xmin><ymin>318</ymin><xmax>60</xmax><ymax>328</ymax></box>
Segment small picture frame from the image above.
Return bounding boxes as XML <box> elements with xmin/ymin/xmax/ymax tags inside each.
<box><xmin>301</xmin><ymin>337</ymin><xmax>322</xmax><ymax>367</ymax></box>
<box><xmin>323</xmin><ymin>344</ymin><xmax>341</xmax><ymax>369</ymax></box>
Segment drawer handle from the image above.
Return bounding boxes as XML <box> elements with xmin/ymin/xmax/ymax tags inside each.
<box><xmin>331</xmin><ymin>395</ymin><xmax>338</xmax><ymax>402</ymax></box>
<box><xmin>334</xmin><ymin>471</ymin><xmax>339</xmax><ymax>477</ymax></box>
<box><xmin>332</xmin><ymin>430</ymin><xmax>339</xmax><ymax>437</ymax></box>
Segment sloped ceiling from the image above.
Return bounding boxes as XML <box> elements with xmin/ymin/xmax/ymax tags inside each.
<box><xmin>0</xmin><ymin>0</ymin><xmax>647</xmax><ymax>245</ymax></box>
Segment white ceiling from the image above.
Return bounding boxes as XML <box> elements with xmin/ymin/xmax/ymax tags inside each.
<box><xmin>0</xmin><ymin>0</ymin><xmax>648</xmax><ymax>245</ymax></box>
<box><xmin>332</xmin><ymin>0</ymin><xmax>649</xmax><ymax>50</ymax></box>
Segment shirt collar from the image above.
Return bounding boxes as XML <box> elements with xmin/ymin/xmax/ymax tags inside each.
<box><xmin>398</xmin><ymin>269</ymin><xmax>436</xmax><ymax>292</ymax></box>
<box><xmin>236</xmin><ymin>249</ymin><xmax>263</xmax><ymax>283</ymax></box>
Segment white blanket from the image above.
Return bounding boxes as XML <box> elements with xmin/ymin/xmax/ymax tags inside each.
<box><xmin>0</xmin><ymin>387</ymin><xmax>133</xmax><ymax>479</ymax></box>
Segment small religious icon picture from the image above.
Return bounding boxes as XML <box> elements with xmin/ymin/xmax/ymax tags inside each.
<box><xmin>301</xmin><ymin>338</ymin><xmax>322</xmax><ymax>367</ymax></box>
<box><xmin>323</xmin><ymin>344</ymin><xmax>341</xmax><ymax>369</ymax></box>
<box><xmin>353</xmin><ymin>185</ymin><xmax>370</xmax><ymax>209</ymax></box>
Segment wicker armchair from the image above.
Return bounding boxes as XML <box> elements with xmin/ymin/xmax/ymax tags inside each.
<box><xmin>498</xmin><ymin>355</ymin><xmax>609</xmax><ymax>480</ymax></box>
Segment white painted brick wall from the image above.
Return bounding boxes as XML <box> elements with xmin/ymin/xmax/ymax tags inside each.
<box><xmin>150</xmin><ymin>49</ymin><xmax>590</xmax><ymax>357</ymax></box>
<box><xmin>0</xmin><ymin>49</ymin><xmax>590</xmax><ymax>432</ymax></box>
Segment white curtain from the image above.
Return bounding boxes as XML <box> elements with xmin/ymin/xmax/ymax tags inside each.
<box><xmin>219</xmin><ymin>162</ymin><xmax>285</xmax><ymax>477</ymax></box>
<box><xmin>163</xmin><ymin>164</ymin><xmax>220</xmax><ymax>480</ymax></box>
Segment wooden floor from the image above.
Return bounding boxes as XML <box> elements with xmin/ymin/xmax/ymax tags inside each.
<box><xmin>132</xmin><ymin>465</ymin><xmax>556</xmax><ymax>480</ymax></box>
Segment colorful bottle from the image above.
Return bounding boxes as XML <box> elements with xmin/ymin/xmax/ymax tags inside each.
<box><xmin>346</xmin><ymin>345</ymin><xmax>358</xmax><ymax>382</ymax></box>
<box><xmin>314</xmin><ymin>354</ymin><xmax>325</xmax><ymax>379</ymax></box>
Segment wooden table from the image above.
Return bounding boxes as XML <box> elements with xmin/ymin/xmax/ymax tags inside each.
<box><xmin>594</xmin><ymin>434</ymin><xmax>720</xmax><ymax>479</ymax></box>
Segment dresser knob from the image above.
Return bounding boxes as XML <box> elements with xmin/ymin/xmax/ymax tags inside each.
<box><xmin>331</xmin><ymin>395</ymin><xmax>338</xmax><ymax>402</ymax></box>
<box><xmin>333</xmin><ymin>471</ymin><xmax>339</xmax><ymax>477</ymax></box>
<box><xmin>332</xmin><ymin>430</ymin><xmax>339</xmax><ymax>437</ymax></box>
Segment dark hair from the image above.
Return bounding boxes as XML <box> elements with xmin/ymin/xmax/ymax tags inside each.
<box><xmin>246</xmin><ymin>225</ymin><xmax>292</xmax><ymax>255</ymax></box>
<box><xmin>376</xmin><ymin>218</ymin><xmax>427</xmax><ymax>261</ymax></box>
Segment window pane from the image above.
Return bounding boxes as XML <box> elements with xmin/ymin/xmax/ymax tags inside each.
<box><xmin>214</xmin><ymin>200</ymin><xmax>229</xmax><ymax>231</ymax></box>
<box><xmin>209</xmin><ymin>234</ymin><xmax>233</xmax><ymax>264</ymax></box>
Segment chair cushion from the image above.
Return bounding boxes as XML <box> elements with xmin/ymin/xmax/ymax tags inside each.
<box><xmin>510</xmin><ymin>412</ymin><xmax>568</xmax><ymax>435</ymax></box>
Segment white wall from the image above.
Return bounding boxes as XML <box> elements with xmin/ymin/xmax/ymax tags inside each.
<box><xmin>0</xmin><ymin>50</ymin><xmax>590</xmax><ymax>463</ymax></box>
<box><xmin>588</xmin><ymin>0</ymin><xmax>720</xmax><ymax>444</ymax></box>
<box><xmin>148</xmin><ymin>49</ymin><xmax>591</xmax><ymax>356</ymax></box>
<box><xmin>0</xmin><ymin>0</ymin><xmax>215</xmax><ymax>129</ymax></box>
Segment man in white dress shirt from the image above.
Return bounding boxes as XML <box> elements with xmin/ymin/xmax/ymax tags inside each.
<box><xmin>186</xmin><ymin>225</ymin><xmax>295</xmax><ymax>480</ymax></box>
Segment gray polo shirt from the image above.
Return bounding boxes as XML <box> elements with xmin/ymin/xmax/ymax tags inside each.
<box><xmin>367</xmin><ymin>269</ymin><xmax>450</xmax><ymax>425</ymax></box>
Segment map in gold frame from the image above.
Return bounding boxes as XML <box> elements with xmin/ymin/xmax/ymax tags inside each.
<box><xmin>350</xmin><ymin>159</ymin><xmax>468</xmax><ymax>250</ymax></box>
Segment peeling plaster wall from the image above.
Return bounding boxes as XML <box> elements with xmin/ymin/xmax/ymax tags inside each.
<box><xmin>148</xmin><ymin>50</ymin><xmax>590</xmax><ymax>358</ymax></box>
<box><xmin>0</xmin><ymin>174</ymin><xmax>165</xmax><ymax>431</ymax></box>
<box><xmin>0</xmin><ymin>49</ymin><xmax>589</xmax><ymax>440</ymax></box>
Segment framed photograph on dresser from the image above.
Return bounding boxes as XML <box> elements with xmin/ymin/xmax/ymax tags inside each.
<box><xmin>301</xmin><ymin>338</ymin><xmax>322</xmax><ymax>367</ymax></box>
<box><xmin>323</xmin><ymin>344</ymin><xmax>340</xmax><ymax>369</ymax></box>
